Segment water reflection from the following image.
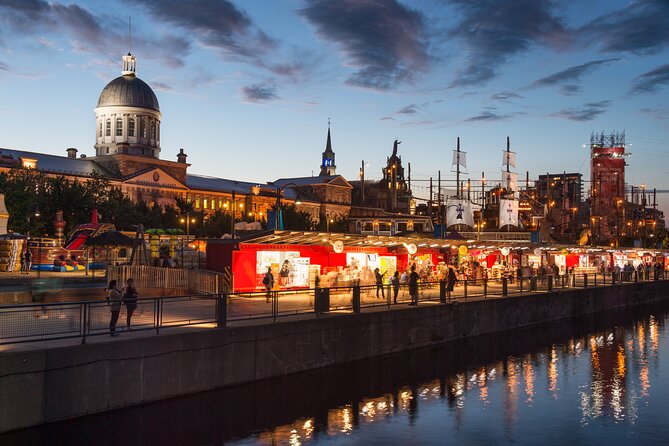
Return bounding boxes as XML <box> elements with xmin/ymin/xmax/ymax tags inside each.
<box><xmin>3</xmin><ymin>301</ymin><xmax>669</xmax><ymax>445</ymax></box>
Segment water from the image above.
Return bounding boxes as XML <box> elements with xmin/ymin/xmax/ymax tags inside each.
<box><xmin>4</xmin><ymin>301</ymin><xmax>669</xmax><ymax>445</ymax></box>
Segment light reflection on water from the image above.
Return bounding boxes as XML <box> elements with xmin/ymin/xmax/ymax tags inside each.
<box><xmin>3</xmin><ymin>302</ymin><xmax>669</xmax><ymax>446</ymax></box>
<box><xmin>230</xmin><ymin>304</ymin><xmax>669</xmax><ymax>445</ymax></box>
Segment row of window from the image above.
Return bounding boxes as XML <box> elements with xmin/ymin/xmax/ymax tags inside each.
<box><xmin>99</xmin><ymin>117</ymin><xmax>160</xmax><ymax>140</ymax></box>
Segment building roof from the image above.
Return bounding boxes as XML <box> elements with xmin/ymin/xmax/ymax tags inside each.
<box><xmin>97</xmin><ymin>75</ymin><xmax>160</xmax><ymax>112</ymax></box>
<box><xmin>186</xmin><ymin>174</ymin><xmax>265</xmax><ymax>194</ymax></box>
<box><xmin>271</xmin><ymin>175</ymin><xmax>350</xmax><ymax>188</ymax></box>
<box><xmin>0</xmin><ymin>148</ymin><xmax>116</xmax><ymax>178</ymax></box>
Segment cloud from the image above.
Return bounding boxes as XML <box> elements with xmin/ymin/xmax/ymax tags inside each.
<box><xmin>631</xmin><ymin>64</ymin><xmax>669</xmax><ymax>94</ymax></box>
<box><xmin>463</xmin><ymin>107</ymin><xmax>523</xmax><ymax>123</ymax></box>
<box><xmin>640</xmin><ymin>107</ymin><xmax>669</xmax><ymax>120</ymax></box>
<box><xmin>241</xmin><ymin>83</ymin><xmax>279</xmax><ymax>103</ymax></box>
<box><xmin>491</xmin><ymin>91</ymin><xmax>523</xmax><ymax>101</ymax></box>
<box><xmin>152</xmin><ymin>81</ymin><xmax>172</xmax><ymax>91</ymax></box>
<box><xmin>552</xmin><ymin>100</ymin><xmax>610</xmax><ymax>121</ymax></box>
<box><xmin>0</xmin><ymin>1</ymin><xmax>191</xmax><ymax>69</ymax></box>
<box><xmin>397</xmin><ymin>104</ymin><xmax>419</xmax><ymax>115</ymax></box>
<box><xmin>448</xmin><ymin>0</ymin><xmax>570</xmax><ymax>87</ymax></box>
<box><xmin>130</xmin><ymin>0</ymin><xmax>275</xmax><ymax>63</ymax></box>
<box><xmin>0</xmin><ymin>60</ymin><xmax>11</xmax><ymax>71</ymax></box>
<box><xmin>578</xmin><ymin>0</ymin><xmax>669</xmax><ymax>55</ymax></box>
<box><xmin>300</xmin><ymin>0</ymin><xmax>429</xmax><ymax>90</ymax></box>
<box><xmin>529</xmin><ymin>58</ymin><xmax>619</xmax><ymax>94</ymax></box>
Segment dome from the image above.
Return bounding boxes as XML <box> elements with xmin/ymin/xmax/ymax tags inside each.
<box><xmin>96</xmin><ymin>75</ymin><xmax>160</xmax><ymax>112</ymax></box>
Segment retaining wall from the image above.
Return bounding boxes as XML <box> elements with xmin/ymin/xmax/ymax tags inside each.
<box><xmin>1</xmin><ymin>280</ymin><xmax>668</xmax><ymax>433</ymax></box>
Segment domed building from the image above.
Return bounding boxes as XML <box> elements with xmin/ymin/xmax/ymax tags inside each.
<box><xmin>94</xmin><ymin>53</ymin><xmax>162</xmax><ymax>158</ymax></box>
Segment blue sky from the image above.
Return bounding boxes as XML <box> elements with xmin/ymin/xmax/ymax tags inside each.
<box><xmin>0</xmin><ymin>0</ymin><xmax>668</xmax><ymax>209</ymax></box>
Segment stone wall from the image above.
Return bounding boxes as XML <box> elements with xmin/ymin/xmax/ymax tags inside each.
<box><xmin>1</xmin><ymin>280</ymin><xmax>667</xmax><ymax>433</ymax></box>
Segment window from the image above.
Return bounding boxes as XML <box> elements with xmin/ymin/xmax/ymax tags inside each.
<box><xmin>151</xmin><ymin>122</ymin><xmax>156</xmax><ymax>140</ymax></box>
<box><xmin>105</xmin><ymin>119</ymin><xmax>111</xmax><ymax>137</ymax></box>
<box><xmin>116</xmin><ymin>118</ymin><xmax>123</xmax><ymax>137</ymax></box>
<box><xmin>156</xmin><ymin>122</ymin><xmax>160</xmax><ymax>140</ymax></box>
<box><xmin>128</xmin><ymin>118</ymin><xmax>135</xmax><ymax>137</ymax></box>
<box><xmin>203</xmin><ymin>198</ymin><xmax>208</xmax><ymax>209</ymax></box>
<box><xmin>140</xmin><ymin>118</ymin><xmax>146</xmax><ymax>138</ymax></box>
<box><xmin>98</xmin><ymin>121</ymin><xmax>102</xmax><ymax>137</ymax></box>
<box><xmin>363</xmin><ymin>222</ymin><xmax>374</xmax><ymax>232</ymax></box>
<box><xmin>211</xmin><ymin>199</ymin><xmax>215</xmax><ymax>210</ymax></box>
<box><xmin>195</xmin><ymin>198</ymin><xmax>200</xmax><ymax>209</ymax></box>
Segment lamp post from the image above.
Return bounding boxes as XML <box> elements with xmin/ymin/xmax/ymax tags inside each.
<box><xmin>180</xmin><ymin>213</ymin><xmax>195</xmax><ymax>268</ymax></box>
<box><xmin>274</xmin><ymin>183</ymin><xmax>301</xmax><ymax>230</ymax></box>
<box><xmin>326</xmin><ymin>218</ymin><xmax>334</xmax><ymax>233</ymax></box>
<box><xmin>26</xmin><ymin>205</ymin><xmax>40</xmax><ymax>275</ymax></box>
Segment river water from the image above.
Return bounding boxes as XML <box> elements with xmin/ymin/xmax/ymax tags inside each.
<box><xmin>4</xmin><ymin>301</ymin><xmax>669</xmax><ymax>445</ymax></box>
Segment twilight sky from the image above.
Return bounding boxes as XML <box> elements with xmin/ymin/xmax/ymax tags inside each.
<box><xmin>0</xmin><ymin>0</ymin><xmax>668</xmax><ymax>208</ymax></box>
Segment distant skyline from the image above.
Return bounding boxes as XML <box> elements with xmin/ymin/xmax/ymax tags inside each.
<box><xmin>1</xmin><ymin>0</ymin><xmax>668</xmax><ymax>209</ymax></box>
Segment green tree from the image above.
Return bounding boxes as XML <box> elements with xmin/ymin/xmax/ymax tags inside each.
<box><xmin>280</xmin><ymin>204</ymin><xmax>315</xmax><ymax>230</ymax></box>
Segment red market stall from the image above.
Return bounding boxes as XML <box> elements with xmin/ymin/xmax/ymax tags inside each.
<box><xmin>206</xmin><ymin>231</ymin><xmax>455</xmax><ymax>292</ymax></box>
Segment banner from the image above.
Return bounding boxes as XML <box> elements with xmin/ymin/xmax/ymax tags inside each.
<box><xmin>502</xmin><ymin>151</ymin><xmax>516</xmax><ymax>168</ymax></box>
<box><xmin>446</xmin><ymin>199</ymin><xmax>475</xmax><ymax>227</ymax></box>
<box><xmin>499</xmin><ymin>199</ymin><xmax>519</xmax><ymax>228</ymax></box>
<box><xmin>501</xmin><ymin>171</ymin><xmax>517</xmax><ymax>192</ymax></box>
<box><xmin>451</xmin><ymin>150</ymin><xmax>467</xmax><ymax>168</ymax></box>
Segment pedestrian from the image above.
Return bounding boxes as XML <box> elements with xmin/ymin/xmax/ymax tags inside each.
<box><xmin>446</xmin><ymin>267</ymin><xmax>457</xmax><ymax>300</ymax></box>
<box><xmin>263</xmin><ymin>267</ymin><xmax>274</xmax><ymax>303</ymax></box>
<box><xmin>107</xmin><ymin>280</ymin><xmax>122</xmax><ymax>337</ymax></box>
<box><xmin>408</xmin><ymin>265</ymin><xmax>419</xmax><ymax>305</ymax></box>
<box><xmin>280</xmin><ymin>260</ymin><xmax>290</xmax><ymax>286</ymax></box>
<box><xmin>122</xmin><ymin>278</ymin><xmax>138</xmax><ymax>330</ymax></box>
<box><xmin>374</xmin><ymin>268</ymin><xmax>386</xmax><ymax>299</ymax></box>
<box><xmin>391</xmin><ymin>270</ymin><xmax>400</xmax><ymax>304</ymax></box>
<box><xmin>23</xmin><ymin>249</ymin><xmax>32</xmax><ymax>273</ymax></box>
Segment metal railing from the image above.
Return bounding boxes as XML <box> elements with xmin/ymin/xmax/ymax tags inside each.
<box><xmin>0</xmin><ymin>269</ymin><xmax>666</xmax><ymax>345</ymax></box>
<box><xmin>107</xmin><ymin>265</ymin><xmax>222</xmax><ymax>295</ymax></box>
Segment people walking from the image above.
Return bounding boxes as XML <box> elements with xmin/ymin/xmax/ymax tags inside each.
<box><xmin>391</xmin><ymin>270</ymin><xmax>400</xmax><ymax>304</ymax></box>
<box><xmin>408</xmin><ymin>265</ymin><xmax>419</xmax><ymax>305</ymax></box>
<box><xmin>107</xmin><ymin>280</ymin><xmax>122</xmax><ymax>337</ymax></box>
<box><xmin>23</xmin><ymin>249</ymin><xmax>32</xmax><ymax>273</ymax></box>
<box><xmin>263</xmin><ymin>267</ymin><xmax>274</xmax><ymax>303</ymax></box>
<box><xmin>122</xmin><ymin>278</ymin><xmax>138</xmax><ymax>330</ymax></box>
<box><xmin>374</xmin><ymin>268</ymin><xmax>386</xmax><ymax>299</ymax></box>
<box><xmin>446</xmin><ymin>267</ymin><xmax>457</xmax><ymax>300</ymax></box>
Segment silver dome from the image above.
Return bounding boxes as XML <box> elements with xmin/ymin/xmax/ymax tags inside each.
<box><xmin>96</xmin><ymin>75</ymin><xmax>160</xmax><ymax>111</ymax></box>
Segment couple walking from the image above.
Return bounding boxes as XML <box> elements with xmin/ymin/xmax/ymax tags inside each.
<box><xmin>107</xmin><ymin>278</ymin><xmax>139</xmax><ymax>337</ymax></box>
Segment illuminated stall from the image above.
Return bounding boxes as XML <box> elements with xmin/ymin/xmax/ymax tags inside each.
<box><xmin>206</xmin><ymin>231</ymin><xmax>455</xmax><ymax>292</ymax></box>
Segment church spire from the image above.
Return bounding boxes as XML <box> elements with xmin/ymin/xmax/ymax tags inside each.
<box><xmin>320</xmin><ymin>119</ymin><xmax>336</xmax><ymax>176</ymax></box>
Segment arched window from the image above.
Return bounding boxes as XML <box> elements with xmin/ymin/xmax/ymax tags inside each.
<box><xmin>105</xmin><ymin>119</ymin><xmax>111</xmax><ymax>137</ymax></box>
<box><xmin>128</xmin><ymin>118</ymin><xmax>135</xmax><ymax>137</ymax></box>
<box><xmin>140</xmin><ymin>118</ymin><xmax>146</xmax><ymax>138</ymax></box>
<box><xmin>115</xmin><ymin>118</ymin><xmax>123</xmax><ymax>137</ymax></box>
<box><xmin>98</xmin><ymin>121</ymin><xmax>102</xmax><ymax>137</ymax></box>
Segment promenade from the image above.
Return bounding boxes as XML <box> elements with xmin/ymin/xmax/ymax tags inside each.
<box><xmin>0</xmin><ymin>271</ymin><xmax>654</xmax><ymax>347</ymax></box>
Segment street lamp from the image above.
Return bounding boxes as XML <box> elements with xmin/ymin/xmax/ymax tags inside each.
<box><xmin>180</xmin><ymin>214</ymin><xmax>196</xmax><ymax>268</ymax></box>
<box><xmin>326</xmin><ymin>217</ymin><xmax>334</xmax><ymax>232</ymax></box>
<box><xmin>274</xmin><ymin>183</ymin><xmax>302</xmax><ymax>230</ymax></box>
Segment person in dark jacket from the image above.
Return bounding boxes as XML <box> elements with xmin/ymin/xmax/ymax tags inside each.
<box><xmin>408</xmin><ymin>265</ymin><xmax>419</xmax><ymax>305</ymax></box>
<box><xmin>391</xmin><ymin>270</ymin><xmax>400</xmax><ymax>304</ymax></box>
<box><xmin>374</xmin><ymin>268</ymin><xmax>386</xmax><ymax>299</ymax></box>
<box><xmin>446</xmin><ymin>267</ymin><xmax>457</xmax><ymax>300</ymax></box>
<box><xmin>107</xmin><ymin>280</ymin><xmax>122</xmax><ymax>336</ymax></box>
<box><xmin>122</xmin><ymin>278</ymin><xmax>138</xmax><ymax>329</ymax></box>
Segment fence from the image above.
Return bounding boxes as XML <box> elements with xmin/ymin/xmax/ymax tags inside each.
<box><xmin>1</xmin><ymin>271</ymin><xmax>666</xmax><ymax>345</ymax></box>
<box><xmin>107</xmin><ymin>265</ymin><xmax>221</xmax><ymax>295</ymax></box>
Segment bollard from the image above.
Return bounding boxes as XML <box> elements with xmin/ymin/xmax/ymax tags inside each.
<box><xmin>502</xmin><ymin>277</ymin><xmax>508</xmax><ymax>296</ymax></box>
<box><xmin>439</xmin><ymin>280</ymin><xmax>446</xmax><ymax>303</ymax></box>
<box><xmin>483</xmin><ymin>278</ymin><xmax>487</xmax><ymax>298</ymax></box>
<box><xmin>519</xmin><ymin>277</ymin><xmax>523</xmax><ymax>294</ymax></box>
<box><xmin>352</xmin><ymin>285</ymin><xmax>361</xmax><ymax>313</ymax></box>
<box><xmin>464</xmin><ymin>279</ymin><xmax>468</xmax><ymax>299</ymax></box>
<box><xmin>216</xmin><ymin>293</ymin><xmax>227</xmax><ymax>328</ymax></box>
<box><xmin>594</xmin><ymin>272</ymin><xmax>597</xmax><ymax>286</ymax></box>
<box><xmin>634</xmin><ymin>270</ymin><xmax>638</xmax><ymax>283</ymax></box>
<box><xmin>583</xmin><ymin>274</ymin><xmax>588</xmax><ymax>288</ymax></box>
<box><xmin>612</xmin><ymin>272</ymin><xmax>616</xmax><ymax>284</ymax></box>
<box><xmin>548</xmin><ymin>275</ymin><xmax>553</xmax><ymax>291</ymax></box>
<box><xmin>387</xmin><ymin>283</ymin><xmax>392</xmax><ymax>308</ymax></box>
<box><xmin>530</xmin><ymin>276</ymin><xmax>537</xmax><ymax>292</ymax></box>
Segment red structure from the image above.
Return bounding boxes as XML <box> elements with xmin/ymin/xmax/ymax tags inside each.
<box><xmin>590</xmin><ymin>132</ymin><xmax>627</xmax><ymax>242</ymax></box>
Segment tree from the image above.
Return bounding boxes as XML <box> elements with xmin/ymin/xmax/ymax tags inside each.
<box><xmin>280</xmin><ymin>204</ymin><xmax>315</xmax><ymax>230</ymax></box>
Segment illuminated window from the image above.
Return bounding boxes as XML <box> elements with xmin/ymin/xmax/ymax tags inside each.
<box><xmin>105</xmin><ymin>119</ymin><xmax>111</xmax><ymax>137</ymax></box>
<box><xmin>116</xmin><ymin>118</ymin><xmax>123</xmax><ymax>137</ymax></box>
<box><xmin>195</xmin><ymin>198</ymin><xmax>200</xmax><ymax>209</ymax></box>
<box><xmin>128</xmin><ymin>118</ymin><xmax>135</xmax><ymax>137</ymax></box>
<box><xmin>203</xmin><ymin>198</ymin><xmax>208</xmax><ymax>209</ymax></box>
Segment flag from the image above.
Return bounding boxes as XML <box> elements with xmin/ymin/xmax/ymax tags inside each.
<box><xmin>451</xmin><ymin>150</ymin><xmax>467</xmax><ymax>168</ymax></box>
<box><xmin>499</xmin><ymin>199</ymin><xmax>519</xmax><ymax>228</ymax></box>
<box><xmin>501</xmin><ymin>171</ymin><xmax>518</xmax><ymax>192</ymax></box>
<box><xmin>446</xmin><ymin>199</ymin><xmax>474</xmax><ymax>227</ymax></box>
<box><xmin>502</xmin><ymin>151</ymin><xmax>516</xmax><ymax>168</ymax></box>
